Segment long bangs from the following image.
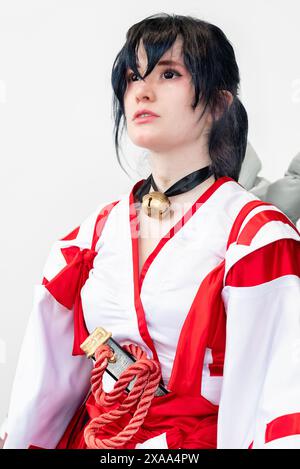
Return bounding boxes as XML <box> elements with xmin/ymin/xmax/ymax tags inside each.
<box><xmin>110</xmin><ymin>13</ymin><xmax>246</xmax><ymax>181</ymax></box>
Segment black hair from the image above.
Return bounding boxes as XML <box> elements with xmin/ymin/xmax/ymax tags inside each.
<box><xmin>111</xmin><ymin>12</ymin><xmax>248</xmax><ymax>181</ymax></box>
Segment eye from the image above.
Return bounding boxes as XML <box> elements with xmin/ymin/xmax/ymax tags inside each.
<box><xmin>162</xmin><ymin>69</ymin><xmax>181</xmax><ymax>80</ymax></box>
<box><xmin>126</xmin><ymin>72</ymin><xmax>139</xmax><ymax>83</ymax></box>
<box><xmin>126</xmin><ymin>68</ymin><xmax>181</xmax><ymax>83</ymax></box>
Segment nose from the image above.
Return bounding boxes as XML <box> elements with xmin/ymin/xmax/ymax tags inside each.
<box><xmin>135</xmin><ymin>77</ymin><xmax>155</xmax><ymax>103</ymax></box>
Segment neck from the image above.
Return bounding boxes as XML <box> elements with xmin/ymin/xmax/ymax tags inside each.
<box><xmin>149</xmin><ymin>141</ymin><xmax>212</xmax><ymax>192</ymax></box>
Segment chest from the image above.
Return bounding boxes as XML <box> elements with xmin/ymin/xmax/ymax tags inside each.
<box><xmin>138</xmin><ymin>236</ymin><xmax>159</xmax><ymax>277</ymax></box>
<box><xmin>81</xmin><ymin>192</ymin><xmax>232</xmax><ymax>376</ymax></box>
<box><xmin>83</xmin><ymin>194</ymin><xmax>228</xmax><ymax>321</ymax></box>
<box><xmin>81</xmin><ymin>201</ymin><xmax>227</xmax><ymax>385</ymax></box>
<box><xmin>136</xmin><ymin>206</ymin><xmax>186</xmax><ymax>276</ymax></box>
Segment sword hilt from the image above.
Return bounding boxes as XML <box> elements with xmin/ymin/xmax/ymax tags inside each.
<box><xmin>80</xmin><ymin>327</ymin><xmax>169</xmax><ymax>396</ymax></box>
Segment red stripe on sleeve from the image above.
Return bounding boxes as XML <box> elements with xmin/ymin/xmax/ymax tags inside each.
<box><xmin>226</xmin><ymin>201</ymin><xmax>271</xmax><ymax>250</ymax></box>
<box><xmin>237</xmin><ymin>210</ymin><xmax>300</xmax><ymax>246</ymax></box>
<box><xmin>265</xmin><ymin>413</ymin><xmax>300</xmax><ymax>443</ymax></box>
<box><xmin>91</xmin><ymin>201</ymin><xmax>119</xmax><ymax>251</ymax></box>
<box><xmin>225</xmin><ymin>238</ymin><xmax>300</xmax><ymax>287</ymax></box>
<box><xmin>60</xmin><ymin>226</ymin><xmax>80</xmax><ymax>241</ymax></box>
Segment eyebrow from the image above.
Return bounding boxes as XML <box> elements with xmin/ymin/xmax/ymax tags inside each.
<box><xmin>136</xmin><ymin>59</ymin><xmax>185</xmax><ymax>69</ymax></box>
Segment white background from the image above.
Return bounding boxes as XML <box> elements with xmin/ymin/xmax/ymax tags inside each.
<box><xmin>0</xmin><ymin>0</ymin><xmax>299</xmax><ymax>427</ymax></box>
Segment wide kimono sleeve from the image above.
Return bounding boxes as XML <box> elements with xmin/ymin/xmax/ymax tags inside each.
<box><xmin>217</xmin><ymin>203</ymin><xmax>300</xmax><ymax>449</ymax></box>
<box><xmin>3</xmin><ymin>200</ymin><xmax>117</xmax><ymax>449</ymax></box>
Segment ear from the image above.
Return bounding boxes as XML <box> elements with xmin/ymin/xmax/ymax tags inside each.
<box><xmin>211</xmin><ymin>90</ymin><xmax>234</xmax><ymax>121</ymax></box>
<box><xmin>220</xmin><ymin>90</ymin><xmax>234</xmax><ymax>107</ymax></box>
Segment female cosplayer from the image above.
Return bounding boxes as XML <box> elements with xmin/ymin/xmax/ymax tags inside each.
<box><xmin>3</xmin><ymin>13</ymin><xmax>300</xmax><ymax>449</ymax></box>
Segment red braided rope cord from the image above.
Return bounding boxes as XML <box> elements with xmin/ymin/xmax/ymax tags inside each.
<box><xmin>84</xmin><ymin>343</ymin><xmax>162</xmax><ymax>449</ymax></box>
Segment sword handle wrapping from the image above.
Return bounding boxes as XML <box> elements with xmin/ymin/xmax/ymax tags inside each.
<box><xmin>80</xmin><ymin>328</ymin><xmax>169</xmax><ymax>397</ymax></box>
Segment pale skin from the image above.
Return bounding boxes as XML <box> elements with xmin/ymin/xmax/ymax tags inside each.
<box><xmin>124</xmin><ymin>36</ymin><xmax>233</xmax><ymax>274</ymax></box>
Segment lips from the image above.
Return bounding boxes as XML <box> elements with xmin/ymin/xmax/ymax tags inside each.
<box><xmin>133</xmin><ymin>109</ymin><xmax>159</xmax><ymax>120</ymax></box>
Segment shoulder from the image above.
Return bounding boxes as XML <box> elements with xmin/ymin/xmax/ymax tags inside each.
<box><xmin>217</xmin><ymin>177</ymin><xmax>300</xmax><ymax>247</ymax></box>
<box><xmin>224</xmin><ymin>195</ymin><xmax>300</xmax><ymax>287</ymax></box>
<box><xmin>42</xmin><ymin>194</ymin><xmax>125</xmax><ymax>282</ymax></box>
<box><xmin>210</xmin><ymin>177</ymin><xmax>264</xmax><ymax>228</ymax></box>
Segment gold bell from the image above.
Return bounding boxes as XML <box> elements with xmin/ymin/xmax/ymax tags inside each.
<box><xmin>142</xmin><ymin>191</ymin><xmax>171</xmax><ymax>219</ymax></box>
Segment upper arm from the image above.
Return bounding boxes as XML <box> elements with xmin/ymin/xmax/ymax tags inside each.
<box><xmin>218</xmin><ymin>204</ymin><xmax>300</xmax><ymax>448</ymax></box>
<box><xmin>3</xmin><ymin>200</ymin><xmax>117</xmax><ymax>449</ymax></box>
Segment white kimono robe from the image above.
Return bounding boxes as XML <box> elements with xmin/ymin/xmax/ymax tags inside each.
<box><xmin>3</xmin><ymin>176</ymin><xmax>300</xmax><ymax>449</ymax></box>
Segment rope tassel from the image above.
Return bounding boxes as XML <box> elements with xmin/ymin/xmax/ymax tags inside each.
<box><xmin>84</xmin><ymin>343</ymin><xmax>162</xmax><ymax>449</ymax></box>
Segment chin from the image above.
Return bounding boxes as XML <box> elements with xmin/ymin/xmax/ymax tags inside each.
<box><xmin>133</xmin><ymin>132</ymin><xmax>173</xmax><ymax>149</ymax></box>
<box><xmin>130</xmin><ymin>133</ymin><xmax>162</xmax><ymax>150</ymax></box>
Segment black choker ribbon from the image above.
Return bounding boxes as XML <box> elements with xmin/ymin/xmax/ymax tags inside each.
<box><xmin>135</xmin><ymin>165</ymin><xmax>214</xmax><ymax>219</ymax></box>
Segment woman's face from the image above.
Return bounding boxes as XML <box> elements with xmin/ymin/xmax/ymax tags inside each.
<box><xmin>123</xmin><ymin>36</ymin><xmax>212</xmax><ymax>153</ymax></box>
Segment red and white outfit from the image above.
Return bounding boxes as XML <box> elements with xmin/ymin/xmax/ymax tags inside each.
<box><xmin>3</xmin><ymin>176</ymin><xmax>300</xmax><ymax>449</ymax></box>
